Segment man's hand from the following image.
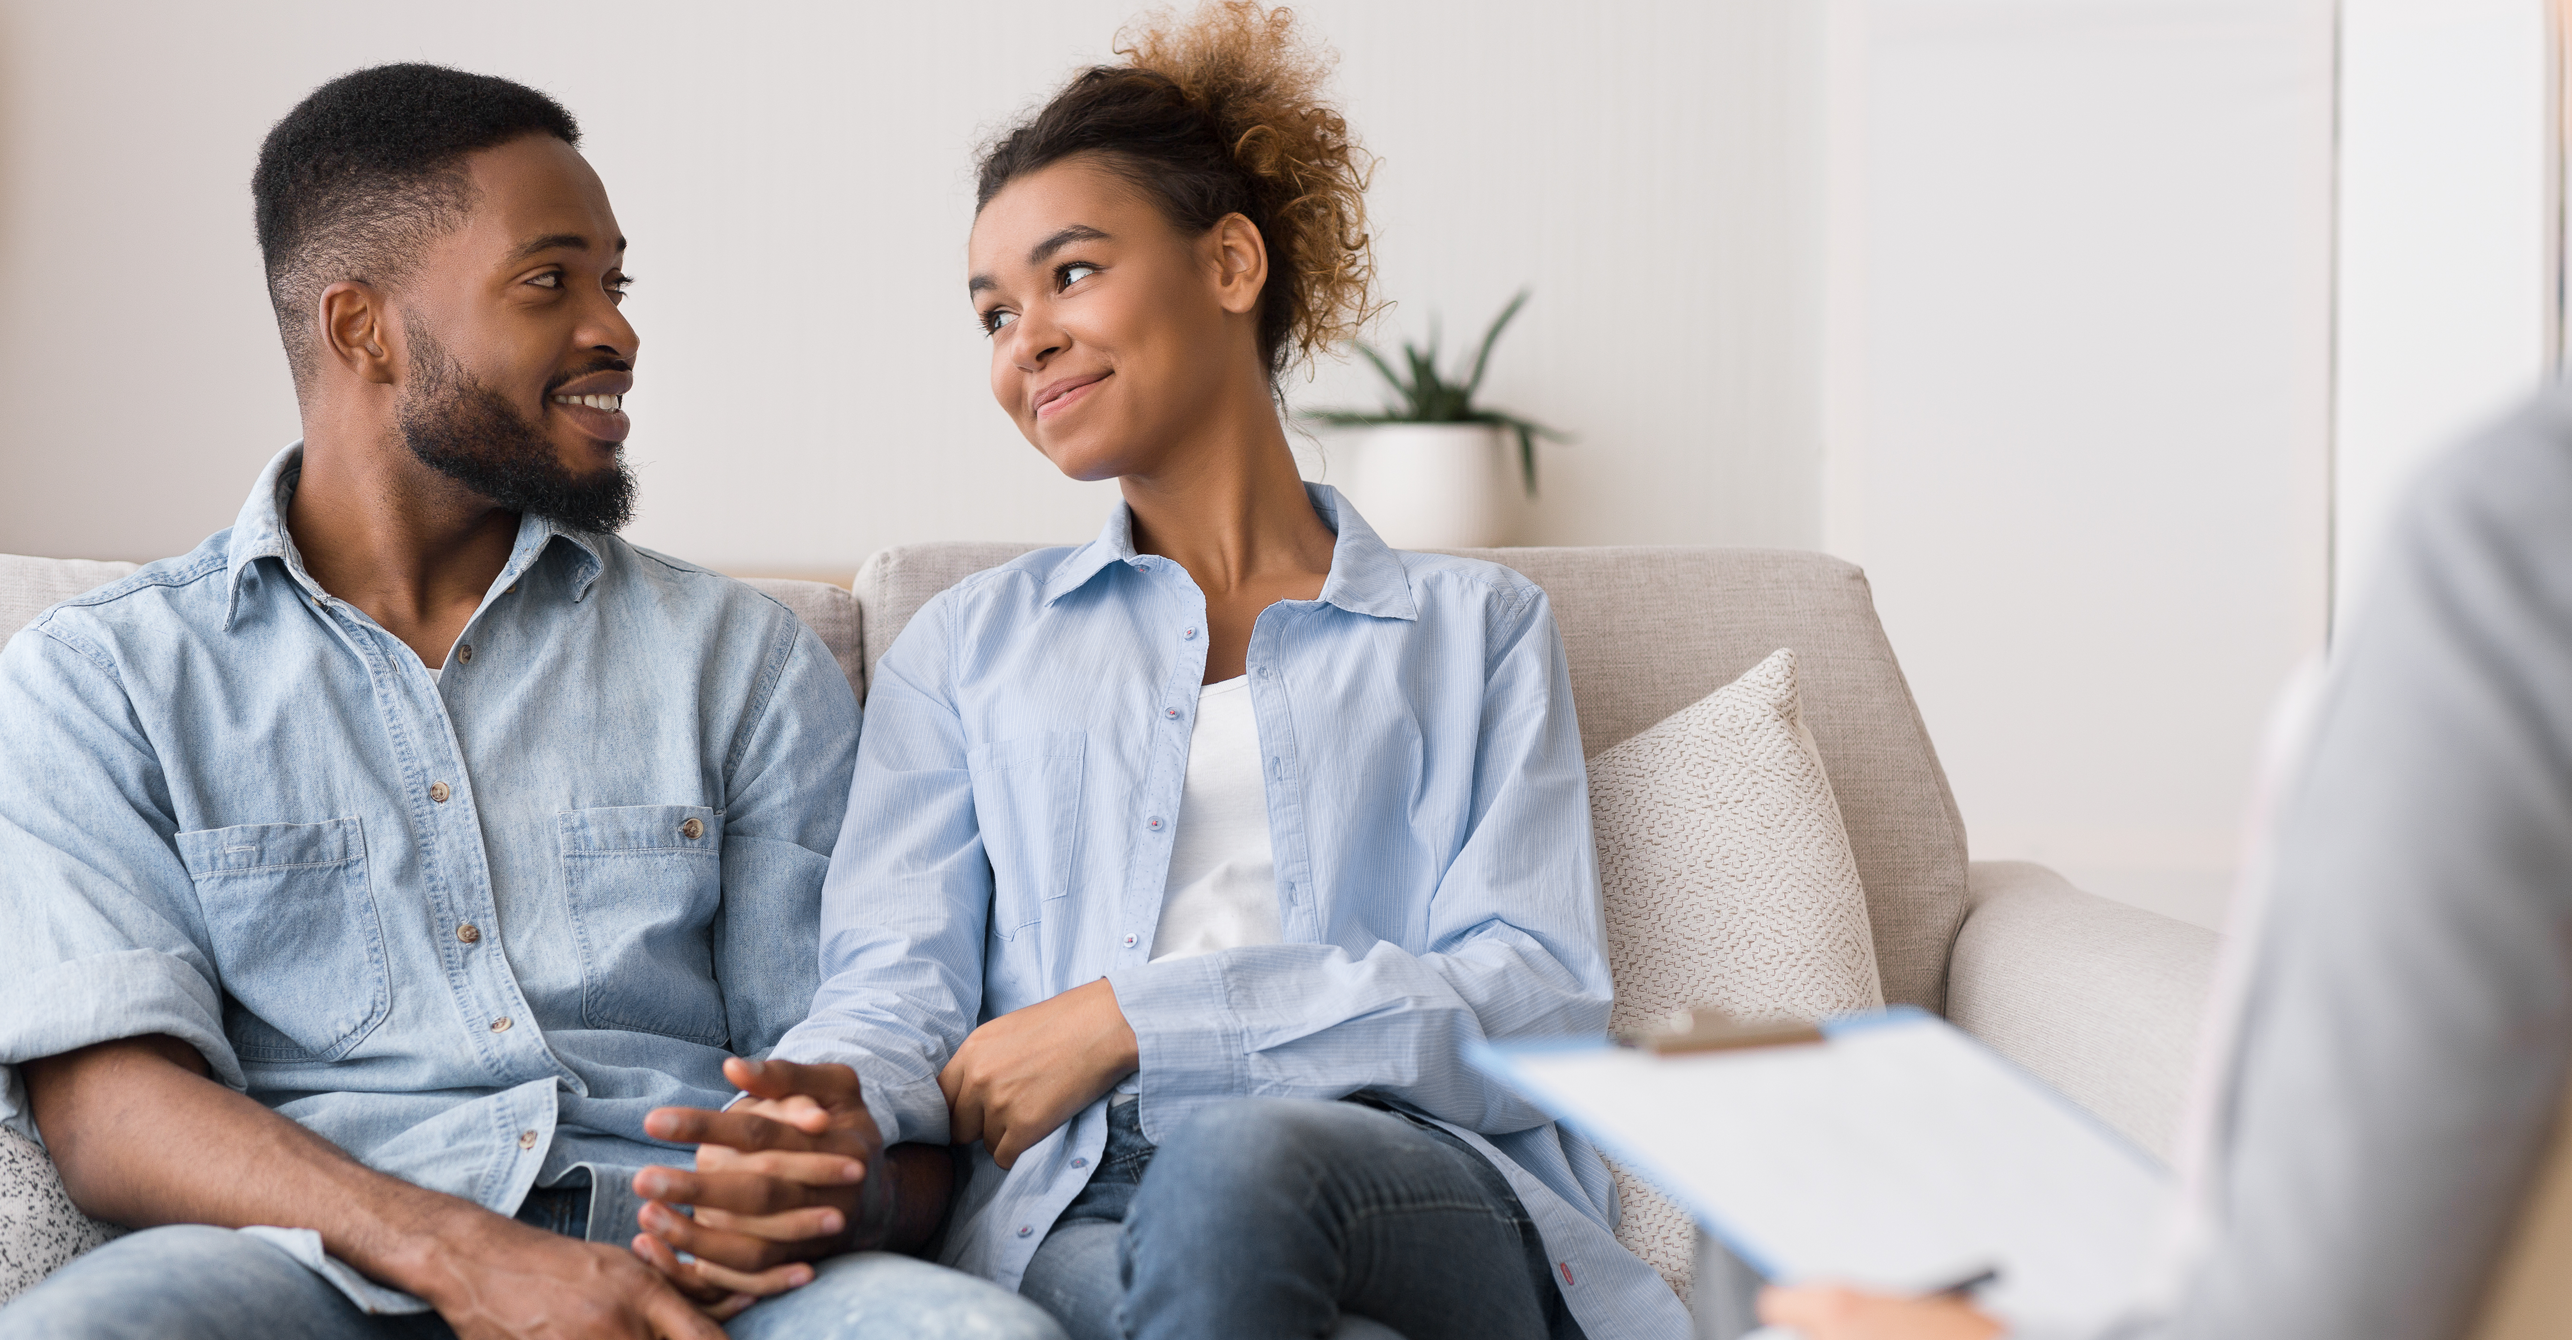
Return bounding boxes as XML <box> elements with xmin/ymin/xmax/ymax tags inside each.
<box><xmin>939</xmin><ymin>977</ymin><xmax>1138</xmax><ymax>1169</ymax></box>
<box><xmin>631</xmin><ymin>1057</ymin><xmax>892</xmax><ymax>1304</ymax></box>
<box><xmin>1758</xmin><ymin>1285</ymin><xmax>2005</xmax><ymax>1340</ymax></box>
<box><xmin>26</xmin><ymin>1037</ymin><xmax>722</xmax><ymax>1339</ymax></box>
<box><xmin>404</xmin><ymin>1204</ymin><xmax>727</xmax><ymax>1339</ymax></box>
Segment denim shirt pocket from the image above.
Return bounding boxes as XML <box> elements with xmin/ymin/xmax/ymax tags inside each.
<box><xmin>176</xmin><ymin>817</ymin><xmax>391</xmax><ymax>1063</ymax></box>
<box><xmin>558</xmin><ymin>804</ymin><xmax>728</xmax><ymax>1046</ymax></box>
<box><xmin>966</xmin><ymin>733</ymin><xmax>1085</xmax><ymax>941</ymax></box>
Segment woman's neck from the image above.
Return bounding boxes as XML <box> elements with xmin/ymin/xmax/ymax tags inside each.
<box><xmin>1121</xmin><ymin>392</ymin><xmax>1338</xmax><ymax>682</ymax></box>
<box><xmin>1121</xmin><ymin>399</ymin><xmax>1336</xmax><ymax>601</ymax></box>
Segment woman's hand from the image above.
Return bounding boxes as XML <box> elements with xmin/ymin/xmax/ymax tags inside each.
<box><xmin>940</xmin><ymin>978</ymin><xmax>1139</xmax><ymax>1167</ymax></box>
<box><xmin>1759</xmin><ymin>1285</ymin><xmax>2005</xmax><ymax>1340</ymax></box>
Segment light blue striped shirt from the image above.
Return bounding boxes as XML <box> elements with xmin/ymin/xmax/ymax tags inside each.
<box><xmin>774</xmin><ymin>486</ymin><xmax>1689</xmax><ymax>1338</ymax></box>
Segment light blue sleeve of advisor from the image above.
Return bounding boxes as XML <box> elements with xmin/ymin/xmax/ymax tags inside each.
<box><xmin>773</xmin><ymin>485</ymin><xmax>1693</xmax><ymax>1339</ymax></box>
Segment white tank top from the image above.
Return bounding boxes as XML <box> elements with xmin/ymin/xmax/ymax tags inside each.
<box><xmin>1148</xmin><ymin>675</ymin><xmax>1282</xmax><ymax>960</ymax></box>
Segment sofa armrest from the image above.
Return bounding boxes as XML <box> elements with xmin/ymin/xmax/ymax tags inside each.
<box><xmin>1944</xmin><ymin>860</ymin><xmax>2221</xmax><ymax>1163</ymax></box>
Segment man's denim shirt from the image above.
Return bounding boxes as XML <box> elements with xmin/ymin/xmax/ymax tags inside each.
<box><xmin>0</xmin><ymin>446</ymin><xmax>858</xmax><ymax>1306</ymax></box>
<box><xmin>775</xmin><ymin>488</ymin><xmax>1691</xmax><ymax>1339</ymax></box>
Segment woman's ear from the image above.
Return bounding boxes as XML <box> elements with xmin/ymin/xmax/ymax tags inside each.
<box><xmin>1207</xmin><ymin>213</ymin><xmax>1269</xmax><ymax>317</ymax></box>
<box><xmin>316</xmin><ymin>280</ymin><xmax>399</xmax><ymax>386</ymax></box>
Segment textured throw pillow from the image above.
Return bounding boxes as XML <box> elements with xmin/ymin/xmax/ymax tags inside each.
<box><xmin>0</xmin><ymin>1124</ymin><xmax>122</xmax><ymax>1304</ymax></box>
<box><xmin>1585</xmin><ymin>647</ymin><xmax>1885</xmax><ymax>1298</ymax></box>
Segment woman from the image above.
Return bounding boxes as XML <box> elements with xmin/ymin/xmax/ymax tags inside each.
<box><xmin>642</xmin><ymin>5</ymin><xmax>1684</xmax><ymax>1337</ymax></box>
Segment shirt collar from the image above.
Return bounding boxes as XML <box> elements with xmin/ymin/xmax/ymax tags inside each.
<box><xmin>222</xmin><ymin>442</ymin><xmax>609</xmax><ymax>630</ymax></box>
<box><xmin>1038</xmin><ymin>482</ymin><xmax>1417</xmax><ymax>621</ymax></box>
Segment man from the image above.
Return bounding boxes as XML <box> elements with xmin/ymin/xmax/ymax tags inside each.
<box><xmin>0</xmin><ymin>64</ymin><xmax>1056</xmax><ymax>1340</ymax></box>
<box><xmin>1764</xmin><ymin>391</ymin><xmax>2572</xmax><ymax>1338</ymax></box>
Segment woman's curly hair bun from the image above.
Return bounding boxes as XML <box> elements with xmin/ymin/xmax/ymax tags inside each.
<box><xmin>978</xmin><ymin>2</ymin><xmax>1379</xmax><ymax>382</ymax></box>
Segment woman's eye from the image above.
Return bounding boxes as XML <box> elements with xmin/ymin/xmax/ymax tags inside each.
<box><xmin>1061</xmin><ymin>263</ymin><xmax>1099</xmax><ymax>287</ymax></box>
<box><xmin>606</xmin><ymin>275</ymin><xmax>634</xmax><ymax>303</ymax></box>
<box><xmin>984</xmin><ymin>310</ymin><xmax>1018</xmax><ymax>334</ymax></box>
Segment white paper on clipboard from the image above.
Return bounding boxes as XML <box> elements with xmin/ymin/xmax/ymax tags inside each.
<box><xmin>1470</xmin><ymin>1008</ymin><xmax>2172</xmax><ymax>1334</ymax></box>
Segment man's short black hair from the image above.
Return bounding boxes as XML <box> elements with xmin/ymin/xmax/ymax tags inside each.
<box><xmin>253</xmin><ymin>64</ymin><xmax>579</xmax><ymax>391</ymax></box>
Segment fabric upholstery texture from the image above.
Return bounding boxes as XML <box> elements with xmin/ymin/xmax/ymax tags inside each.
<box><xmin>1946</xmin><ymin>860</ymin><xmax>2221</xmax><ymax>1160</ymax></box>
<box><xmin>848</xmin><ymin>542</ymin><xmax>1970</xmax><ymax>1013</ymax></box>
<box><xmin>0</xmin><ymin>554</ymin><xmax>137</xmax><ymax>646</ymax></box>
<box><xmin>741</xmin><ymin>577</ymin><xmax>865</xmax><ymax>697</ymax></box>
<box><xmin>0</xmin><ymin>1126</ymin><xmax>120</xmax><ymax>1304</ymax></box>
<box><xmin>1584</xmin><ymin>647</ymin><xmax>1886</xmax><ymax>1296</ymax></box>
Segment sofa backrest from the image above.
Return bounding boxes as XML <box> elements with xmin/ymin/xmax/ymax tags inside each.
<box><xmin>853</xmin><ymin>541</ymin><xmax>1970</xmax><ymax>1011</ymax></box>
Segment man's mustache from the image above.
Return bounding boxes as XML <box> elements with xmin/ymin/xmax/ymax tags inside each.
<box><xmin>545</xmin><ymin>358</ymin><xmax>632</xmax><ymax>395</ymax></box>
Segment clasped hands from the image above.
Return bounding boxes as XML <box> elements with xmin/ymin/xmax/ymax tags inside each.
<box><xmin>629</xmin><ymin>977</ymin><xmax>1138</xmax><ymax>1314</ymax></box>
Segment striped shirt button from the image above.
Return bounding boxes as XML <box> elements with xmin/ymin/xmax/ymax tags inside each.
<box><xmin>1165</xmin><ymin>707</ymin><xmax>1181</xmax><ymax>719</ymax></box>
<box><xmin>1146</xmin><ymin>816</ymin><xmax>1164</xmax><ymax>831</ymax></box>
<box><xmin>1123</xmin><ymin>934</ymin><xmax>1137</xmax><ymax>947</ymax></box>
<box><xmin>1016</xmin><ymin>1224</ymin><xmax>1033</xmax><ymax>1238</ymax></box>
<box><xmin>1183</xmin><ymin>627</ymin><xmax>1197</xmax><ymax>640</ymax></box>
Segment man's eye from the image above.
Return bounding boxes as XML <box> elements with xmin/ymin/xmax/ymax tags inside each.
<box><xmin>529</xmin><ymin>272</ymin><xmax>561</xmax><ymax>289</ymax></box>
<box><xmin>983</xmin><ymin>310</ymin><xmax>1018</xmax><ymax>334</ymax></box>
<box><xmin>607</xmin><ymin>275</ymin><xmax>635</xmax><ymax>303</ymax></box>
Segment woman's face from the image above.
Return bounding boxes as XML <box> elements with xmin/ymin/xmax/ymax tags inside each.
<box><xmin>969</xmin><ymin>155</ymin><xmax>1261</xmax><ymax>482</ymax></box>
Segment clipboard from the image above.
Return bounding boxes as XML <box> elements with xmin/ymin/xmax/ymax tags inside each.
<box><xmin>1469</xmin><ymin>1007</ymin><xmax>2172</xmax><ymax>1333</ymax></box>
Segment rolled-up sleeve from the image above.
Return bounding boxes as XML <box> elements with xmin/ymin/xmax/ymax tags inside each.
<box><xmin>1111</xmin><ymin>586</ymin><xmax>1612</xmax><ymax>1139</ymax></box>
<box><xmin>0</xmin><ymin>617</ymin><xmax>242</xmax><ymax>1143</ymax></box>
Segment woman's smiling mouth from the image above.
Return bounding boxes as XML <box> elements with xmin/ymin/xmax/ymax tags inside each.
<box><xmin>1034</xmin><ymin>372</ymin><xmax>1108</xmax><ymax>420</ymax></box>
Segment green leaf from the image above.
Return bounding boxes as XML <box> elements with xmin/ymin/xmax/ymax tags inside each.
<box><xmin>1463</xmin><ymin>289</ymin><xmax>1530</xmax><ymax>400</ymax></box>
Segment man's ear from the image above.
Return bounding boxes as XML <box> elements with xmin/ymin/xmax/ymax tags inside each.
<box><xmin>1207</xmin><ymin>213</ymin><xmax>1269</xmax><ymax>317</ymax></box>
<box><xmin>315</xmin><ymin>281</ymin><xmax>399</xmax><ymax>386</ymax></box>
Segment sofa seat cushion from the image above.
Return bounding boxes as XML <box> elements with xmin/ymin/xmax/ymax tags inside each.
<box><xmin>1586</xmin><ymin>648</ymin><xmax>1886</xmax><ymax>1297</ymax></box>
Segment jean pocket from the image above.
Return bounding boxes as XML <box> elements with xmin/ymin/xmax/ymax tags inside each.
<box><xmin>176</xmin><ymin>817</ymin><xmax>390</xmax><ymax>1063</ymax></box>
<box><xmin>559</xmin><ymin>803</ymin><xmax>728</xmax><ymax>1045</ymax></box>
<box><xmin>967</xmin><ymin>733</ymin><xmax>1085</xmax><ymax>940</ymax></box>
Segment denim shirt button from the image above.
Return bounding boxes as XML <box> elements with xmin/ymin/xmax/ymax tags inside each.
<box><xmin>490</xmin><ymin>1016</ymin><xmax>512</xmax><ymax>1033</ymax></box>
<box><xmin>518</xmin><ymin>1130</ymin><xmax>538</xmax><ymax>1150</ymax></box>
<box><xmin>457</xmin><ymin>923</ymin><xmax>481</xmax><ymax>944</ymax></box>
<box><xmin>456</xmin><ymin>643</ymin><xmax>474</xmax><ymax>664</ymax></box>
<box><xmin>680</xmin><ymin>817</ymin><xmax>704</xmax><ymax>841</ymax></box>
<box><xmin>428</xmin><ymin>781</ymin><xmax>451</xmax><ymax>804</ymax></box>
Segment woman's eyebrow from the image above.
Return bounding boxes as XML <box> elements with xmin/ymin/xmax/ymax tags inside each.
<box><xmin>1027</xmin><ymin>224</ymin><xmax>1110</xmax><ymax>265</ymax></box>
<box><xmin>970</xmin><ymin>225</ymin><xmax>1114</xmax><ymax>296</ymax></box>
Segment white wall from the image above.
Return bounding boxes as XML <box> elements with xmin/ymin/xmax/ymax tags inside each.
<box><xmin>2334</xmin><ymin>0</ymin><xmax>2551</xmax><ymax>628</ymax></box>
<box><xmin>0</xmin><ymin>0</ymin><xmax>1819</xmax><ymax>573</ymax></box>
<box><xmin>1821</xmin><ymin>0</ymin><xmax>2338</xmax><ymax>929</ymax></box>
<box><xmin>0</xmin><ymin>1</ymin><xmax>2349</xmax><ymax>932</ymax></box>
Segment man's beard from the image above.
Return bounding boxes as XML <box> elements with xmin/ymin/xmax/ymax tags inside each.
<box><xmin>398</xmin><ymin>332</ymin><xmax>635</xmax><ymax>535</ymax></box>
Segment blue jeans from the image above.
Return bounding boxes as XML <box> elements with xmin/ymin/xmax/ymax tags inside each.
<box><xmin>1018</xmin><ymin>1097</ymin><xmax>1580</xmax><ymax>1340</ymax></box>
<box><xmin>0</xmin><ymin>1223</ymin><xmax>1064</xmax><ymax>1340</ymax></box>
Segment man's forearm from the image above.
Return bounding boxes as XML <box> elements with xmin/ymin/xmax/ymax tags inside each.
<box><xmin>26</xmin><ymin>1035</ymin><xmax>501</xmax><ymax>1298</ymax></box>
<box><xmin>879</xmin><ymin>1143</ymin><xmax>953</xmax><ymax>1254</ymax></box>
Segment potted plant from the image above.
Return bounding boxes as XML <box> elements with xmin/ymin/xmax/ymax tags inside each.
<box><xmin>1306</xmin><ymin>290</ymin><xmax>1566</xmax><ymax>548</ymax></box>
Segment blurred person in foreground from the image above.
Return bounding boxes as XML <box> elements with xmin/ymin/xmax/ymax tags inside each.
<box><xmin>1765</xmin><ymin>391</ymin><xmax>2572</xmax><ymax>1339</ymax></box>
<box><xmin>0</xmin><ymin>64</ymin><xmax>1058</xmax><ymax>1340</ymax></box>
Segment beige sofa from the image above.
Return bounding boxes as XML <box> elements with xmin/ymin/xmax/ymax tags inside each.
<box><xmin>0</xmin><ymin>544</ymin><xmax>2221</xmax><ymax>1310</ymax></box>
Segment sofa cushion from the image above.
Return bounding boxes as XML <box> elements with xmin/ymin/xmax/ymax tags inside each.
<box><xmin>1588</xmin><ymin>646</ymin><xmax>1886</xmax><ymax>1296</ymax></box>
<box><xmin>0</xmin><ymin>554</ymin><xmax>139</xmax><ymax>646</ymax></box>
<box><xmin>740</xmin><ymin>577</ymin><xmax>865</xmax><ymax>700</ymax></box>
<box><xmin>849</xmin><ymin>542</ymin><xmax>1970</xmax><ymax>1012</ymax></box>
<box><xmin>0</xmin><ymin>1125</ymin><xmax>120</xmax><ymax>1305</ymax></box>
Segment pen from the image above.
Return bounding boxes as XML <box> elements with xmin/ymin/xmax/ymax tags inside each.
<box><xmin>1926</xmin><ymin>1266</ymin><xmax>2000</xmax><ymax>1298</ymax></box>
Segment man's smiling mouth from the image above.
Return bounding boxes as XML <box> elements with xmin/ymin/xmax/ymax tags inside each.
<box><xmin>553</xmin><ymin>393</ymin><xmax>623</xmax><ymax>412</ymax></box>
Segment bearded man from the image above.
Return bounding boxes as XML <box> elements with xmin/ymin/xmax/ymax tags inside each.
<box><xmin>0</xmin><ymin>65</ymin><xmax>1057</xmax><ymax>1340</ymax></box>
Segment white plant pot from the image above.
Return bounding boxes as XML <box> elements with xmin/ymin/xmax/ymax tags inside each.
<box><xmin>1329</xmin><ymin>423</ymin><xmax>1518</xmax><ymax>549</ymax></box>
